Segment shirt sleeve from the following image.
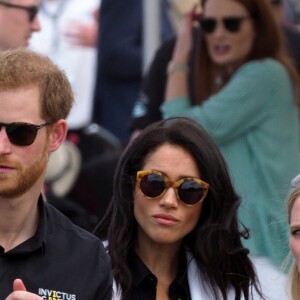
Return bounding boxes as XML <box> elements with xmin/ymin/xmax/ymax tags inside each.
<box><xmin>161</xmin><ymin>60</ymin><xmax>291</xmax><ymax>145</ymax></box>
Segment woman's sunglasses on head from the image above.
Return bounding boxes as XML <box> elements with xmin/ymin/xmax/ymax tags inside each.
<box><xmin>0</xmin><ymin>121</ymin><xmax>55</xmax><ymax>146</ymax></box>
<box><xmin>200</xmin><ymin>16</ymin><xmax>251</xmax><ymax>34</ymax></box>
<box><xmin>136</xmin><ymin>170</ymin><xmax>209</xmax><ymax>206</ymax></box>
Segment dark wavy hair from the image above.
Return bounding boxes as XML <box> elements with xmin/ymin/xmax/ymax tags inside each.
<box><xmin>95</xmin><ymin>117</ymin><xmax>263</xmax><ymax>300</ymax></box>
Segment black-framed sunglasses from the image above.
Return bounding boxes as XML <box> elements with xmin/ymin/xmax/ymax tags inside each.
<box><xmin>0</xmin><ymin>0</ymin><xmax>39</xmax><ymax>22</ymax></box>
<box><xmin>0</xmin><ymin>121</ymin><xmax>55</xmax><ymax>146</ymax></box>
<box><xmin>136</xmin><ymin>170</ymin><xmax>209</xmax><ymax>206</ymax></box>
<box><xmin>200</xmin><ymin>16</ymin><xmax>251</xmax><ymax>34</ymax></box>
<box><xmin>271</xmin><ymin>0</ymin><xmax>282</xmax><ymax>6</ymax></box>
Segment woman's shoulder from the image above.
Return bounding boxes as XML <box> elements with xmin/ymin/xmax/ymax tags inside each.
<box><xmin>230</xmin><ymin>59</ymin><xmax>290</xmax><ymax>88</ymax></box>
<box><xmin>237</xmin><ymin>58</ymin><xmax>288</xmax><ymax>76</ymax></box>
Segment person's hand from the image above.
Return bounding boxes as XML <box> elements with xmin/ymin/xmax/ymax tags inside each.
<box><xmin>63</xmin><ymin>7</ymin><xmax>100</xmax><ymax>48</ymax></box>
<box><xmin>5</xmin><ymin>279</ymin><xmax>43</xmax><ymax>300</ymax></box>
<box><xmin>63</xmin><ymin>20</ymin><xmax>99</xmax><ymax>48</ymax></box>
<box><xmin>172</xmin><ymin>5</ymin><xmax>201</xmax><ymax>64</ymax></box>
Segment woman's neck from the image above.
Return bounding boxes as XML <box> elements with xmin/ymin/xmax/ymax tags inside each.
<box><xmin>134</xmin><ymin>240</ymin><xmax>182</xmax><ymax>285</ymax></box>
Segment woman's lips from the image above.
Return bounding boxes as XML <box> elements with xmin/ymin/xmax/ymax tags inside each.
<box><xmin>152</xmin><ymin>214</ymin><xmax>180</xmax><ymax>225</ymax></box>
<box><xmin>213</xmin><ymin>44</ymin><xmax>230</xmax><ymax>55</ymax></box>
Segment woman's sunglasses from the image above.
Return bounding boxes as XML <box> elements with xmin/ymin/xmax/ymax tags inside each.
<box><xmin>136</xmin><ymin>170</ymin><xmax>209</xmax><ymax>206</ymax></box>
<box><xmin>0</xmin><ymin>121</ymin><xmax>55</xmax><ymax>146</ymax></box>
<box><xmin>200</xmin><ymin>16</ymin><xmax>251</xmax><ymax>34</ymax></box>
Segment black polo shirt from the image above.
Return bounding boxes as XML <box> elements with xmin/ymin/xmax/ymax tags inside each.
<box><xmin>0</xmin><ymin>196</ymin><xmax>112</xmax><ymax>300</ymax></box>
<box><xmin>129</xmin><ymin>250</ymin><xmax>191</xmax><ymax>300</ymax></box>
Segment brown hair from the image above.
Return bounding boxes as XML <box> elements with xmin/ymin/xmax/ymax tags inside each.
<box><xmin>0</xmin><ymin>48</ymin><xmax>74</xmax><ymax>121</ymax></box>
<box><xmin>196</xmin><ymin>0</ymin><xmax>299</xmax><ymax>106</ymax></box>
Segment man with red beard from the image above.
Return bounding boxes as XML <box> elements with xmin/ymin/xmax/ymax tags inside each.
<box><xmin>0</xmin><ymin>49</ymin><xmax>112</xmax><ymax>300</ymax></box>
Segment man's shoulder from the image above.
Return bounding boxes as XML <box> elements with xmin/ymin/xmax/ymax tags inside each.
<box><xmin>45</xmin><ymin>202</ymin><xmax>101</xmax><ymax>245</ymax></box>
<box><xmin>13</xmin><ymin>203</ymin><xmax>113</xmax><ymax>300</ymax></box>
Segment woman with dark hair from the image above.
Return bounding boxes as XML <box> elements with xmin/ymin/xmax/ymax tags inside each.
<box><xmin>161</xmin><ymin>0</ymin><xmax>300</xmax><ymax>269</ymax></box>
<box><xmin>96</xmin><ymin>117</ymin><xmax>265</xmax><ymax>300</ymax></box>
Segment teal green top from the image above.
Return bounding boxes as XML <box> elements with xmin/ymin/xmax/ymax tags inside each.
<box><xmin>161</xmin><ymin>59</ymin><xmax>300</xmax><ymax>267</ymax></box>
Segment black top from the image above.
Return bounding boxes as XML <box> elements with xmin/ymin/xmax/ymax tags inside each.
<box><xmin>129</xmin><ymin>250</ymin><xmax>191</xmax><ymax>300</ymax></box>
<box><xmin>0</xmin><ymin>196</ymin><xmax>112</xmax><ymax>300</ymax></box>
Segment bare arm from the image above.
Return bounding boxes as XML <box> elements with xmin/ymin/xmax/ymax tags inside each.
<box><xmin>165</xmin><ymin>6</ymin><xmax>200</xmax><ymax>101</ymax></box>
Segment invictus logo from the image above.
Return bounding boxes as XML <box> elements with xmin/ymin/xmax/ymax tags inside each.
<box><xmin>38</xmin><ymin>288</ymin><xmax>76</xmax><ymax>300</ymax></box>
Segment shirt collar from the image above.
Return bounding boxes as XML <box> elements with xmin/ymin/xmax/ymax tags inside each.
<box><xmin>131</xmin><ymin>248</ymin><xmax>189</xmax><ymax>288</ymax></box>
<box><xmin>131</xmin><ymin>251</ymin><xmax>153</xmax><ymax>287</ymax></box>
<box><xmin>3</xmin><ymin>195</ymin><xmax>46</xmax><ymax>256</ymax></box>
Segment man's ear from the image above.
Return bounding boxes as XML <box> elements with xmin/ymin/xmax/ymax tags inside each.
<box><xmin>48</xmin><ymin>119</ymin><xmax>68</xmax><ymax>153</ymax></box>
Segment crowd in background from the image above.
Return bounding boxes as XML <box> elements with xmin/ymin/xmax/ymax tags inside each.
<box><xmin>30</xmin><ymin>0</ymin><xmax>300</xmax><ymax>264</ymax></box>
<box><xmin>1</xmin><ymin>0</ymin><xmax>300</xmax><ymax>298</ymax></box>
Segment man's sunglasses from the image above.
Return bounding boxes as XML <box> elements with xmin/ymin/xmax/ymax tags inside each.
<box><xmin>271</xmin><ymin>0</ymin><xmax>282</xmax><ymax>5</ymax></box>
<box><xmin>136</xmin><ymin>170</ymin><xmax>209</xmax><ymax>206</ymax></box>
<box><xmin>0</xmin><ymin>0</ymin><xmax>39</xmax><ymax>22</ymax></box>
<box><xmin>0</xmin><ymin>121</ymin><xmax>55</xmax><ymax>146</ymax></box>
<box><xmin>200</xmin><ymin>16</ymin><xmax>251</xmax><ymax>34</ymax></box>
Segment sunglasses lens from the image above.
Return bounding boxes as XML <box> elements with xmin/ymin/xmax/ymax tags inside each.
<box><xmin>224</xmin><ymin>18</ymin><xmax>242</xmax><ymax>32</ymax></box>
<box><xmin>7</xmin><ymin>124</ymin><xmax>37</xmax><ymax>146</ymax></box>
<box><xmin>178</xmin><ymin>180</ymin><xmax>205</xmax><ymax>205</ymax></box>
<box><xmin>140</xmin><ymin>173</ymin><xmax>166</xmax><ymax>198</ymax></box>
<box><xmin>200</xmin><ymin>18</ymin><xmax>216</xmax><ymax>33</ymax></box>
<box><xmin>271</xmin><ymin>0</ymin><xmax>281</xmax><ymax>5</ymax></box>
<box><xmin>30</xmin><ymin>7</ymin><xmax>38</xmax><ymax>22</ymax></box>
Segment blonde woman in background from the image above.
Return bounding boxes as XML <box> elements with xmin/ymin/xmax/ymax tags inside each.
<box><xmin>287</xmin><ymin>174</ymin><xmax>300</xmax><ymax>300</ymax></box>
